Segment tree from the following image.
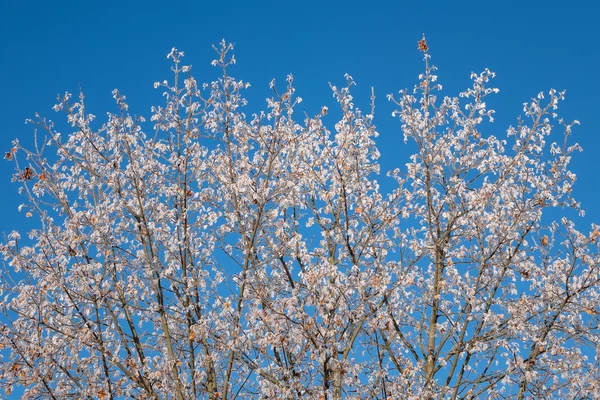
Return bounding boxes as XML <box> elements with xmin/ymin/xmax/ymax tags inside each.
<box><xmin>1</xmin><ymin>38</ymin><xmax>599</xmax><ymax>399</ymax></box>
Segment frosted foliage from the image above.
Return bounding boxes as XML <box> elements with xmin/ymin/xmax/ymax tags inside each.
<box><xmin>1</xmin><ymin>40</ymin><xmax>599</xmax><ymax>399</ymax></box>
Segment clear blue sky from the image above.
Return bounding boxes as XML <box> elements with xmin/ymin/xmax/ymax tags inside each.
<box><xmin>1</xmin><ymin>0</ymin><xmax>599</xmax><ymax>233</ymax></box>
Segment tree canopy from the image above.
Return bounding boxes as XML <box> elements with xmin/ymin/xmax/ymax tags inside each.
<box><xmin>1</xmin><ymin>39</ymin><xmax>599</xmax><ymax>399</ymax></box>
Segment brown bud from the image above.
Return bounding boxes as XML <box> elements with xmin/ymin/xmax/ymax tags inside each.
<box><xmin>21</xmin><ymin>167</ymin><xmax>34</xmax><ymax>181</ymax></box>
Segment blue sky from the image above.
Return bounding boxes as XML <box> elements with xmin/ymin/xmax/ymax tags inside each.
<box><xmin>1</xmin><ymin>0</ymin><xmax>598</xmax><ymax>231</ymax></box>
<box><xmin>0</xmin><ymin>1</ymin><xmax>598</xmax><ymax>398</ymax></box>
